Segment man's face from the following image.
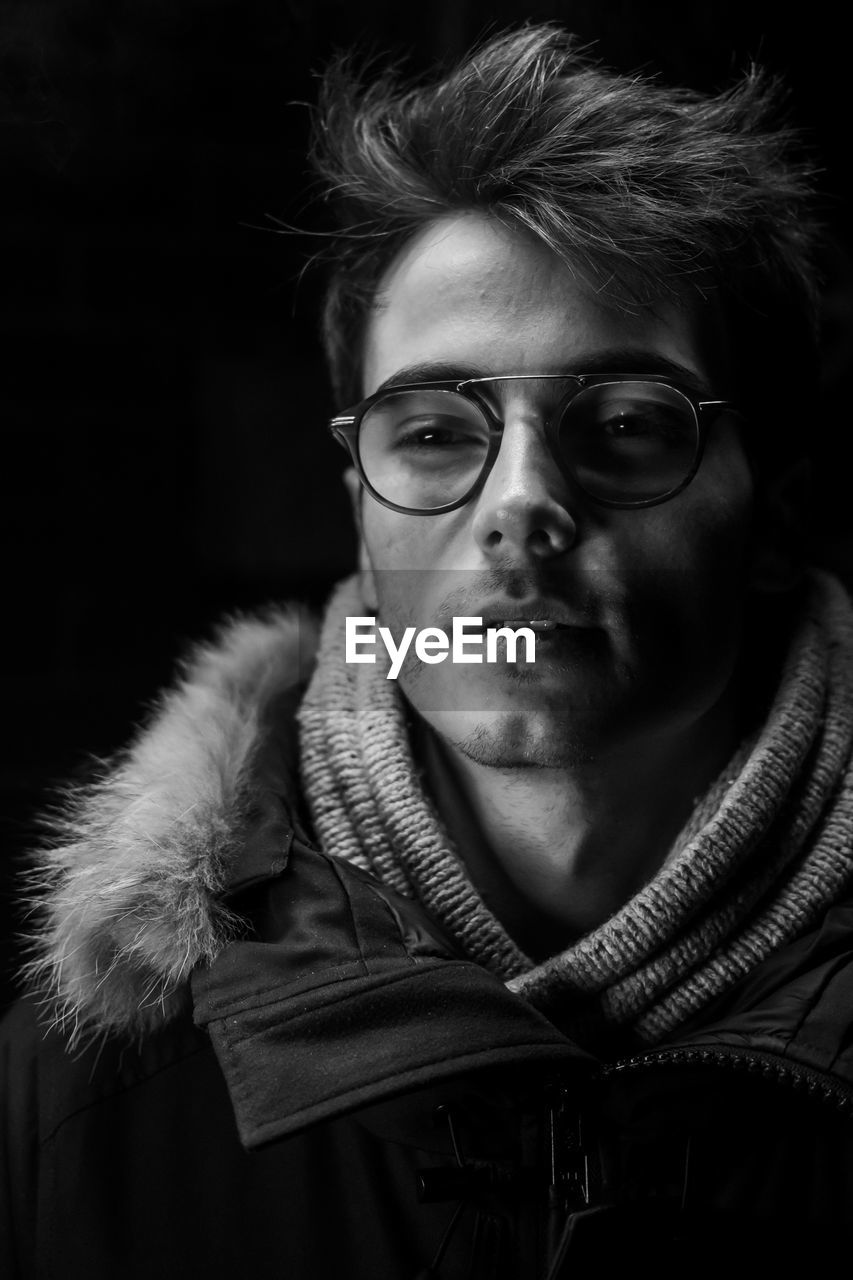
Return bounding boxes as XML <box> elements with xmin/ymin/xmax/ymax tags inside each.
<box><xmin>352</xmin><ymin>212</ymin><xmax>756</xmax><ymax>767</ymax></box>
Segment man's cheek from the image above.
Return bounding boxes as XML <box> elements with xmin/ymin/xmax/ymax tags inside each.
<box><xmin>363</xmin><ymin>517</ymin><xmax>427</xmax><ymax>574</ymax></box>
<box><xmin>619</xmin><ymin>552</ymin><xmax>739</xmax><ymax>671</ymax></box>
<box><xmin>372</xmin><ymin>575</ymin><xmax>430</xmax><ymax>640</ymax></box>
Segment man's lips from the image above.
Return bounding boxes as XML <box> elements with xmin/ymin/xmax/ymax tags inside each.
<box><xmin>448</xmin><ymin>600</ymin><xmax>596</xmax><ymax>630</ymax></box>
<box><xmin>501</xmin><ymin>619</ymin><xmax>560</xmax><ymax>631</ymax></box>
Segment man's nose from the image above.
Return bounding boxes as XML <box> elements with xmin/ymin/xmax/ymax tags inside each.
<box><xmin>470</xmin><ymin>416</ymin><xmax>579</xmax><ymax>559</ymax></box>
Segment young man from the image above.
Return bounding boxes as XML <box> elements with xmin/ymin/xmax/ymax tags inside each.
<box><xmin>3</xmin><ymin>23</ymin><xmax>853</xmax><ymax>1279</ymax></box>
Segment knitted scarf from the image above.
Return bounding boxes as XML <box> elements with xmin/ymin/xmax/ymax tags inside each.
<box><xmin>297</xmin><ymin>569</ymin><xmax>853</xmax><ymax>1044</ymax></box>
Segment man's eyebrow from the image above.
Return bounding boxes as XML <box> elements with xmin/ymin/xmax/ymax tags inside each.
<box><xmin>372</xmin><ymin>352</ymin><xmax>713</xmax><ymax>397</ymax></box>
<box><xmin>373</xmin><ymin>362</ymin><xmax>489</xmax><ymax>393</ymax></box>
<box><xmin>566</xmin><ymin>350</ymin><xmax>712</xmax><ymax>396</ymax></box>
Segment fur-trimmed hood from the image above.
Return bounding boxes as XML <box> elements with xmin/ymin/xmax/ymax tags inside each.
<box><xmin>23</xmin><ymin>606</ymin><xmax>319</xmax><ymax>1046</ymax></box>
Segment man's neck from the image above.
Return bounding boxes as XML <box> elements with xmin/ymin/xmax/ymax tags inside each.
<box><xmin>417</xmin><ymin>704</ymin><xmax>742</xmax><ymax>962</ymax></box>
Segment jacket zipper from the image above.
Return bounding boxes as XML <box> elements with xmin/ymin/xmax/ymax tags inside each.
<box><xmin>603</xmin><ymin>1044</ymin><xmax>853</xmax><ymax>1114</ymax></box>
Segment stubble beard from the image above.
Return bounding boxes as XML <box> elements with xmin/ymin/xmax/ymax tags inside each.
<box><xmin>412</xmin><ymin>702</ymin><xmax>598</xmax><ymax>770</ymax></box>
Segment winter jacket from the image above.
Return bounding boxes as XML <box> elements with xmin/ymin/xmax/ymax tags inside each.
<box><xmin>3</xmin><ymin>610</ymin><xmax>853</xmax><ymax>1279</ymax></box>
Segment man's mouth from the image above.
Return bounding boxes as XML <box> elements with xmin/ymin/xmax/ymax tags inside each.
<box><xmin>498</xmin><ymin>619</ymin><xmax>561</xmax><ymax>631</ymax></box>
<box><xmin>471</xmin><ymin>596</ymin><xmax>594</xmax><ymax>632</ymax></box>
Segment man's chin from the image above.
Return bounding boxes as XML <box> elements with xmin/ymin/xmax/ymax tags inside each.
<box><xmin>420</xmin><ymin>706</ymin><xmax>596</xmax><ymax>769</ymax></box>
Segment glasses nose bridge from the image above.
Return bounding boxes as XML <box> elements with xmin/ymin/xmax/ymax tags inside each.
<box><xmin>465</xmin><ymin>379</ymin><xmax>580</xmax><ymax>502</ymax></box>
<box><xmin>462</xmin><ymin>373</ymin><xmax>581</xmax><ymax>439</ymax></box>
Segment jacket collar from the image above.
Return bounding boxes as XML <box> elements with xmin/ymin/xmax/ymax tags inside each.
<box><xmin>193</xmin><ymin>837</ymin><xmax>594</xmax><ymax>1148</ymax></box>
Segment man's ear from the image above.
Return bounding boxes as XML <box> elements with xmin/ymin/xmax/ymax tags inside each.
<box><xmin>343</xmin><ymin>466</ymin><xmax>378</xmax><ymax>608</ymax></box>
<box><xmin>748</xmin><ymin>456</ymin><xmax>813</xmax><ymax>594</ymax></box>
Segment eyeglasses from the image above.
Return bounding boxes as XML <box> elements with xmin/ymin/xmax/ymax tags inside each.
<box><xmin>329</xmin><ymin>373</ymin><xmax>737</xmax><ymax>514</ymax></box>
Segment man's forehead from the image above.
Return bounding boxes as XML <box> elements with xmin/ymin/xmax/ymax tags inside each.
<box><xmin>361</xmin><ymin>212</ymin><xmax>730</xmax><ymax>400</ymax></box>
<box><xmin>366</xmin><ymin>213</ymin><xmax>584</xmax><ymax>334</ymax></box>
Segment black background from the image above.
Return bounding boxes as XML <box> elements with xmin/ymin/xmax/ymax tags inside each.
<box><xmin>2</xmin><ymin>0</ymin><xmax>852</xmax><ymax>1006</ymax></box>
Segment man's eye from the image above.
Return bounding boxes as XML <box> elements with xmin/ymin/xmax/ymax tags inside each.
<box><xmin>598</xmin><ymin>409</ymin><xmax>685</xmax><ymax>443</ymax></box>
<box><xmin>393</xmin><ymin>418</ymin><xmax>485</xmax><ymax>449</ymax></box>
<box><xmin>603</xmin><ymin>413</ymin><xmax>662</xmax><ymax>435</ymax></box>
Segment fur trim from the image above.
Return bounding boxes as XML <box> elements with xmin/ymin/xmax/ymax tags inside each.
<box><xmin>22</xmin><ymin>606</ymin><xmax>317</xmax><ymax>1047</ymax></box>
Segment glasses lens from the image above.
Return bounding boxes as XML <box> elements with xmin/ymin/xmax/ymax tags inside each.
<box><xmin>563</xmin><ymin>381</ymin><xmax>699</xmax><ymax>503</ymax></box>
<box><xmin>359</xmin><ymin>390</ymin><xmax>491</xmax><ymax>510</ymax></box>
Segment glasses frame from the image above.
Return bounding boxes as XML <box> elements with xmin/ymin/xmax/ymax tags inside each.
<box><xmin>329</xmin><ymin>373</ymin><xmax>735</xmax><ymax>515</ymax></box>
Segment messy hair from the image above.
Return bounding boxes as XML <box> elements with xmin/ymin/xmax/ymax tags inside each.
<box><xmin>310</xmin><ymin>24</ymin><xmax>821</xmax><ymax>461</ymax></box>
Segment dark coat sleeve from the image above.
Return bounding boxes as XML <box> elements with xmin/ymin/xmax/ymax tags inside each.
<box><xmin>0</xmin><ymin>1000</ymin><xmax>41</xmax><ymax>1280</ymax></box>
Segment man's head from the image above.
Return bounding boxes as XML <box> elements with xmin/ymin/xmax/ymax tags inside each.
<box><xmin>312</xmin><ymin>25</ymin><xmax>819</xmax><ymax>436</ymax></box>
<box><xmin>309</xmin><ymin>25</ymin><xmax>821</xmax><ymax>769</ymax></box>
